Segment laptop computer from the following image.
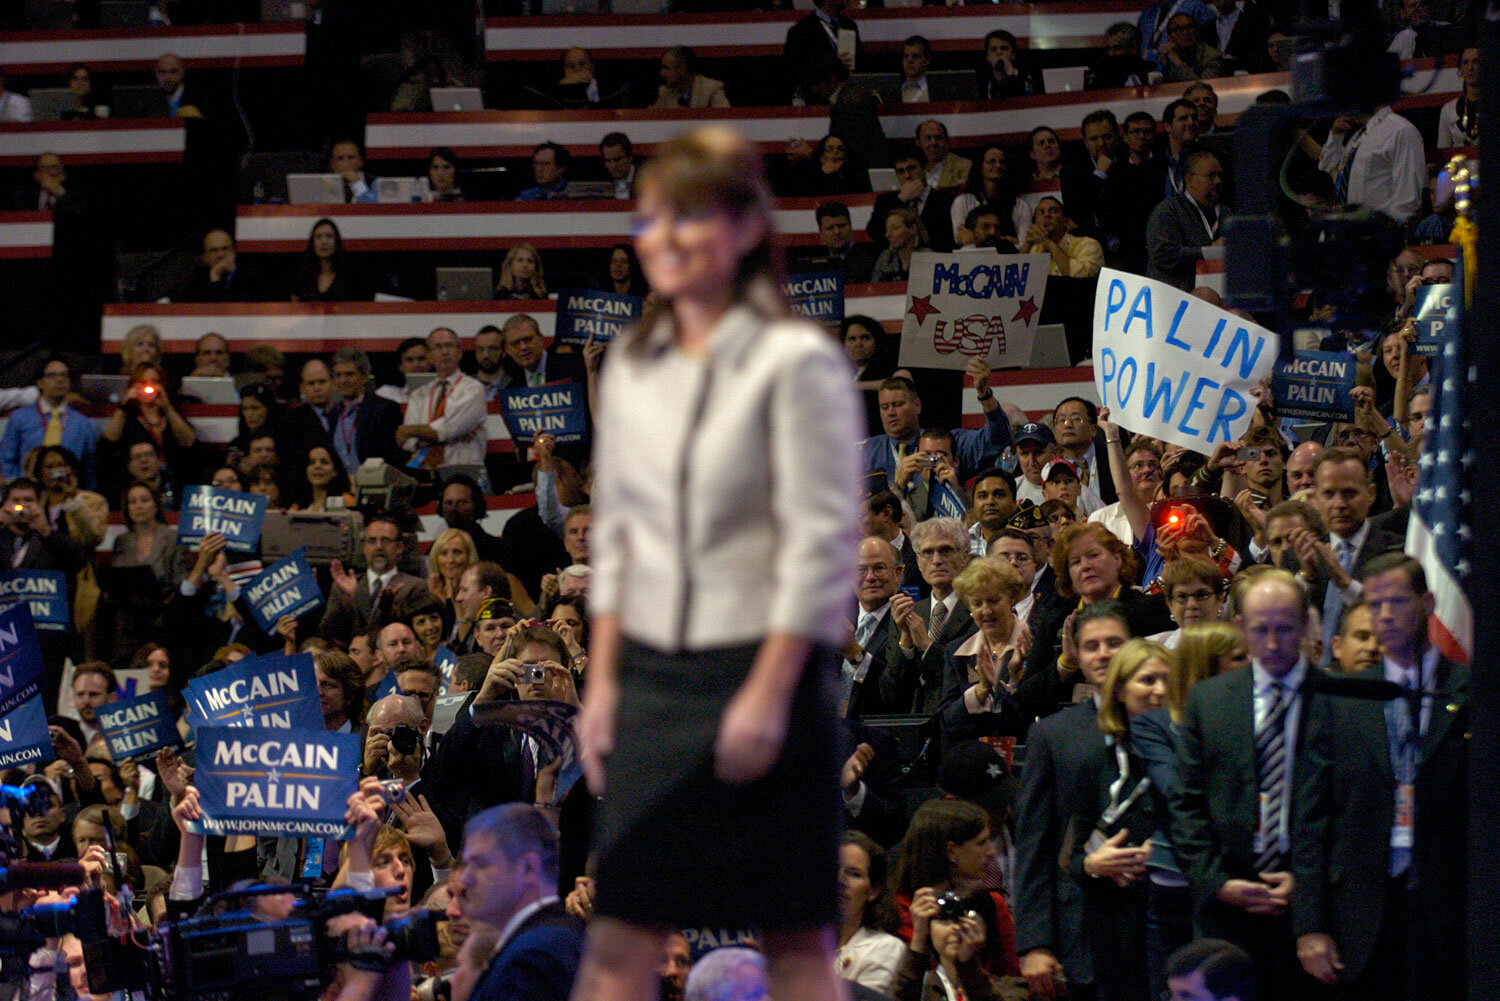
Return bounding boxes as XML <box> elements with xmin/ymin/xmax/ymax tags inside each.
<box><xmin>436</xmin><ymin>267</ymin><xmax>493</xmax><ymax>301</ymax></box>
<box><xmin>868</xmin><ymin>167</ymin><xmax>897</xmax><ymax>192</ymax></box>
<box><xmin>1041</xmin><ymin>66</ymin><xmax>1088</xmax><ymax>94</ymax></box>
<box><xmin>286</xmin><ymin>173</ymin><xmax>346</xmax><ymax>205</ymax></box>
<box><xmin>79</xmin><ymin>374</ymin><xmax>130</xmax><ymax>405</ymax></box>
<box><xmin>27</xmin><ymin>87</ymin><xmax>75</xmax><ymax>121</ymax></box>
<box><xmin>563</xmin><ymin>181</ymin><xmax>617</xmax><ymax>199</ymax></box>
<box><xmin>99</xmin><ymin>0</ymin><xmax>150</xmax><ymax>25</ymax></box>
<box><xmin>406</xmin><ymin>372</ymin><xmax>437</xmax><ymax>393</ymax></box>
<box><xmin>260</xmin><ymin>0</ymin><xmax>306</xmax><ymax>19</ymax></box>
<box><xmin>1029</xmin><ymin>323</ymin><xmax>1072</xmax><ymax>369</ymax></box>
<box><xmin>110</xmin><ymin>85</ymin><xmax>171</xmax><ymax>119</ymax></box>
<box><xmin>180</xmin><ymin>376</ymin><xmax>240</xmax><ymax>404</ymax></box>
<box><xmin>376</xmin><ymin>177</ymin><xmax>429</xmax><ymax>203</ymax></box>
<box><xmin>429</xmin><ymin>87</ymin><xmax>483</xmax><ymax>112</ymax></box>
<box><xmin>927</xmin><ymin>70</ymin><xmax>979</xmax><ymax>101</ymax></box>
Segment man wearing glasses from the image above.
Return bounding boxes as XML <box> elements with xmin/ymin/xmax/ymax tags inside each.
<box><xmin>1052</xmin><ymin>397</ymin><xmax>1118</xmax><ymax>503</ymax></box>
<box><xmin>842</xmin><ymin>537</ymin><xmax>904</xmax><ymax>719</ymax></box>
<box><xmin>881</xmin><ymin>517</ymin><xmax>974</xmax><ymax>714</ymax></box>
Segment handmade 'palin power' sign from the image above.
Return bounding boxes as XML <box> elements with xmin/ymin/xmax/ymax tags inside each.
<box><xmin>97</xmin><ymin>690</ymin><xmax>180</xmax><ymax>761</ymax></box>
<box><xmin>177</xmin><ymin>485</ymin><xmax>268</xmax><ymax>554</ymax></box>
<box><xmin>190</xmin><ymin>726</ymin><xmax>360</xmax><ymax>839</ymax></box>
<box><xmin>0</xmin><ymin>603</ymin><xmax>52</xmax><ymax>768</ymax></box>
<box><xmin>185</xmin><ymin>652</ymin><xmax>324</xmax><ymax>732</ymax></box>
<box><xmin>243</xmin><ymin>549</ymin><xmax>324</xmax><ymax>635</ymax></box>
<box><xmin>554</xmin><ymin>289</ymin><xmax>643</xmax><ymax>347</ymax></box>
<box><xmin>1092</xmin><ymin>269</ymin><xmax>1279</xmax><ymax>453</ymax></box>
<box><xmin>0</xmin><ymin>570</ymin><xmax>68</xmax><ymax>630</ymax></box>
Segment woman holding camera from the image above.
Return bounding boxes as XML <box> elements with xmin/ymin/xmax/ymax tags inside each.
<box><xmin>99</xmin><ymin>362</ymin><xmax>198</xmax><ymax>500</ymax></box>
<box><xmin>573</xmin><ymin>127</ymin><xmax>862</xmax><ymax>1001</ymax></box>
<box><xmin>891</xmin><ymin>799</ymin><xmax>1020</xmax><ymax>978</ymax></box>
<box><xmin>893</xmin><ymin>887</ymin><xmax>1020</xmax><ymax>1001</ymax></box>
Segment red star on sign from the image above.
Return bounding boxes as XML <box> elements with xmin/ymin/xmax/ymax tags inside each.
<box><xmin>1010</xmin><ymin>296</ymin><xmax>1039</xmax><ymax>325</ymax></box>
<box><xmin>907</xmin><ymin>295</ymin><xmax>940</xmax><ymax>324</ymax></box>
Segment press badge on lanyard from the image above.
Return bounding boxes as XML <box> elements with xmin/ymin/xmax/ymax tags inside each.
<box><xmin>1391</xmin><ymin>784</ymin><xmax>1415</xmax><ymax>849</ymax></box>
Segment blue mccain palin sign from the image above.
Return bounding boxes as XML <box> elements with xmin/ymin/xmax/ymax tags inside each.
<box><xmin>184</xmin><ymin>652</ymin><xmax>324</xmax><ymax>732</ymax></box>
<box><xmin>1412</xmin><ymin>283</ymin><xmax>1453</xmax><ymax>357</ymax></box>
<box><xmin>243</xmin><ymin>548</ymin><xmax>324</xmax><ymax>635</ymax></box>
<box><xmin>434</xmin><ymin>645</ymin><xmax>457</xmax><ymax>694</ymax></box>
<box><xmin>0</xmin><ymin>570</ymin><xmax>68</xmax><ymax>630</ymax></box>
<box><xmin>0</xmin><ymin>603</ymin><xmax>54</xmax><ymax>768</ymax></box>
<box><xmin>554</xmin><ymin>288</ymin><xmax>643</xmax><ymax>347</ymax></box>
<box><xmin>1271</xmin><ymin>350</ymin><xmax>1356</xmax><ymax>421</ymax></box>
<box><xmin>782</xmin><ymin>271</ymin><xmax>844</xmax><ymax>328</ymax></box>
<box><xmin>499</xmin><ymin>381</ymin><xmax>589</xmax><ymax>446</ymax></box>
<box><xmin>189</xmin><ymin>725</ymin><xmax>360</xmax><ymax>839</ymax></box>
<box><xmin>97</xmin><ymin>689</ymin><xmax>180</xmax><ymax>761</ymax></box>
<box><xmin>177</xmin><ymin>485</ymin><xmax>268</xmax><ymax>554</ymax></box>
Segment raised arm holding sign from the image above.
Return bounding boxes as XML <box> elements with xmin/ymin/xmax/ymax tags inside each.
<box><xmin>1092</xmin><ymin>269</ymin><xmax>1279</xmax><ymax>453</ymax></box>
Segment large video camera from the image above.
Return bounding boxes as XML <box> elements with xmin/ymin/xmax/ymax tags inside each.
<box><xmin>0</xmin><ymin>775</ymin><xmax>440</xmax><ymax>1001</ymax></box>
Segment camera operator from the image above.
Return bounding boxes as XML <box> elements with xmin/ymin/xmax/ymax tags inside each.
<box><xmin>362</xmin><ymin>694</ymin><xmax>460</xmax><ymax>900</ymax></box>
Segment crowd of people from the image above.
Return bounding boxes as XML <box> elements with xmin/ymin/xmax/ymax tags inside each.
<box><xmin>0</xmin><ymin>253</ymin><xmax>1468</xmax><ymax>1000</ymax></box>
<box><xmin>0</xmin><ymin>0</ymin><xmax>1481</xmax><ymax>999</ymax></box>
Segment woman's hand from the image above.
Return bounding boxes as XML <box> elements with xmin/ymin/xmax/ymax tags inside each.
<box><xmin>565</xmin><ymin>876</ymin><xmax>595</xmax><ymax>921</ymax></box>
<box><xmin>575</xmin><ymin>683</ymin><xmax>618</xmax><ymax>796</ymax></box>
<box><xmin>171</xmin><ymin>785</ymin><xmax>203</xmax><ymax>835</ymax></box>
<box><xmin>908</xmin><ymin>887</ymin><xmax>939</xmax><ymax>954</ymax></box>
<box><xmin>714</xmin><ymin>676</ymin><xmax>792</xmax><ymax>785</ymax></box>
<box><xmin>390</xmin><ymin>794</ymin><xmax>452</xmax><ymax>867</ymax></box>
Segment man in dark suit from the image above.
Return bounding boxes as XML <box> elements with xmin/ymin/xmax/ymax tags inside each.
<box><xmin>1290</xmin><ymin>447</ymin><xmax>1403</xmax><ymax>664</ymax></box>
<box><xmin>282</xmin><ymin>358</ymin><xmax>342</xmax><ymax>465</ymax></box>
<box><xmin>320</xmin><ymin>515</ymin><xmax>427</xmax><ymax>644</ymax></box>
<box><xmin>1171</xmin><ymin>569</ymin><xmax>1327</xmax><ymax>1000</ymax></box>
<box><xmin>791</xmin><ymin>201</ymin><xmax>879</xmax><ymax>284</ymax></box>
<box><xmin>861</xmin><ymin>491</ymin><xmax>926</xmax><ymax>600</ymax></box>
<box><xmin>1145</xmin><ymin>149</ymin><xmax>1226</xmax><ymax>291</ymax></box>
<box><xmin>867</xmin><ymin>146</ymin><xmax>957</xmax><ymax>254</ymax></box>
<box><xmin>843</xmin><ymin>537</ymin><xmax>902</xmax><ymax>719</ymax></box>
<box><xmin>783</xmin><ymin>0</ymin><xmax>862</xmax><ymax>101</ymax></box>
<box><xmin>1292</xmin><ymin>554</ymin><xmax>1467</xmax><ymax>1001</ymax></box>
<box><xmin>1053</xmin><ymin>397</ymin><xmax>1117</xmax><ymax>504</ymax></box>
<box><xmin>1209</xmin><ymin>0</ymin><xmax>1275</xmax><ymax>73</ymax></box>
<box><xmin>495</xmin><ymin>314</ymin><xmax>588</xmax><ymax>391</ymax></box>
<box><xmin>881</xmin><ymin>518</ymin><xmax>974</xmax><ymax>714</ymax></box>
<box><xmin>180</xmin><ymin>229</ymin><xmax>266</xmax><ymax>303</ymax></box>
<box><xmin>462</xmin><ymin>804</ymin><xmax>583</xmax><ymax>1001</ymax></box>
<box><xmin>1015</xmin><ymin>601</ymin><xmax>1135</xmax><ymax>1001</ymax></box>
<box><xmin>329</xmin><ymin>347</ymin><xmax>406</xmax><ymax>471</ymax></box>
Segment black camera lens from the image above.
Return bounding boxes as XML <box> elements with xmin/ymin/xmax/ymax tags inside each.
<box><xmin>932</xmin><ymin>891</ymin><xmax>971</xmax><ymax>921</ymax></box>
<box><xmin>389</xmin><ymin>725</ymin><xmax>421</xmax><ymax>756</ymax></box>
<box><xmin>383</xmin><ymin>909</ymin><xmax>441</xmax><ymax>964</ymax></box>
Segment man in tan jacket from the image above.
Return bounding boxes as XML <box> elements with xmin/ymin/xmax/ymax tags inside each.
<box><xmin>651</xmin><ymin>46</ymin><xmax>729</xmax><ymax>109</ymax></box>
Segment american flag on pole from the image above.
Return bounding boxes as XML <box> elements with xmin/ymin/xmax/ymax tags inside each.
<box><xmin>1404</xmin><ymin>249</ymin><xmax>1472</xmax><ymax>661</ymax></box>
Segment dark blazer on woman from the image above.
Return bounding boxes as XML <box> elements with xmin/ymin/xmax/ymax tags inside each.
<box><xmin>1025</xmin><ymin>587</ymin><xmax>1175</xmax><ymax>708</ymax></box>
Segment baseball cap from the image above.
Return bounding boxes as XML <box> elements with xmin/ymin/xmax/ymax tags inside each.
<box><xmin>1041</xmin><ymin>458</ymin><xmax>1079</xmax><ymax>482</ymax></box>
<box><xmin>1014</xmin><ymin>422</ymin><xmax>1054</xmax><ymax>448</ymax></box>
<box><xmin>476</xmin><ymin>597</ymin><xmax>517</xmax><ymax>622</ymax></box>
<box><xmin>1006</xmin><ymin>504</ymin><xmax>1049</xmax><ymax>531</ymax></box>
<box><xmin>938</xmin><ymin>740</ymin><xmax>1017</xmax><ymax>819</ymax></box>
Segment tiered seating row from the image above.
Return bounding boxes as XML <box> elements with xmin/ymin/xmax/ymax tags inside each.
<box><xmin>483</xmin><ymin>3</ymin><xmax>1146</xmax><ymax>60</ymax></box>
<box><xmin>363</xmin><ymin>62</ymin><xmax>1462</xmax><ymax>158</ymax></box>
<box><xmin>0</xmin><ymin>21</ymin><xmax>306</xmax><ymax>73</ymax></box>
<box><xmin>233</xmin><ymin>195</ymin><xmax>877</xmax><ymax>251</ymax></box>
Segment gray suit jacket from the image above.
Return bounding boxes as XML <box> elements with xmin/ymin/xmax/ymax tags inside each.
<box><xmin>879</xmin><ymin>595</ymin><xmax>975</xmax><ymax>714</ymax></box>
<box><xmin>318</xmin><ymin>570</ymin><xmax>426</xmax><ymax>643</ymax></box>
<box><xmin>1145</xmin><ymin>192</ymin><xmax>1222</xmax><ymax>291</ymax></box>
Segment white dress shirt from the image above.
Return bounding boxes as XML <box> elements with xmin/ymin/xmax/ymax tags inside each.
<box><xmin>1317</xmin><ymin>106</ymin><xmax>1426</xmax><ymax>223</ymax></box>
<box><xmin>591</xmin><ymin>305</ymin><xmax>862</xmax><ymax>651</ymax></box>
<box><xmin>402</xmin><ymin>371</ymin><xmax>487</xmax><ymax>467</ymax></box>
